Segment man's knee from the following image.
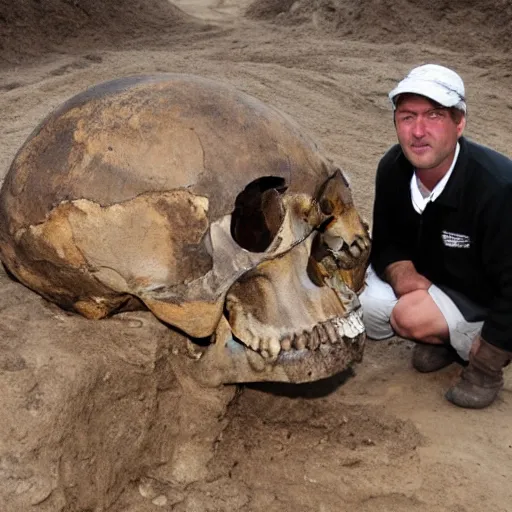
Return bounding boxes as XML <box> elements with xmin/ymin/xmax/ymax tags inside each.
<box><xmin>390</xmin><ymin>289</ymin><xmax>445</xmax><ymax>340</ymax></box>
<box><xmin>390</xmin><ymin>302</ymin><xmax>413</xmax><ymax>339</ymax></box>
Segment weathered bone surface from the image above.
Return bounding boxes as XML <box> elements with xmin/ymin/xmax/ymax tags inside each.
<box><xmin>0</xmin><ymin>74</ymin><xmax>370</xmax><ymax>385</ymax></box>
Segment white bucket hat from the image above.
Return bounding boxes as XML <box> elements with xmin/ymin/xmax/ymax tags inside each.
<box><xmin>389</xmin><ymin>64</ymin><xmax>466</xmax><ymax>113</ymax></box>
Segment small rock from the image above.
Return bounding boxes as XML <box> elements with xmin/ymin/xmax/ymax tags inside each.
<box><xmin>152</xmin><ymin>495</ymin><xmax>168</xmax><ymax>507</ymax></box>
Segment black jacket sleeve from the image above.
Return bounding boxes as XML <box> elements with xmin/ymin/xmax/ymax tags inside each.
<box><xmin>370</xmin><ymin>146</ymin><xmax>416</xmax><ymax>276</ymax></box>
<box><xmin>479</xmin><ymin>184</ymin><xmax>512</xmax><ymax>351</ymax></box>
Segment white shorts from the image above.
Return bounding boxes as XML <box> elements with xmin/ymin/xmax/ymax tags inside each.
<box><xmin>359</xmin><ymin>266</ymin><xmax>483</xmax><ymax>361</ymax></box>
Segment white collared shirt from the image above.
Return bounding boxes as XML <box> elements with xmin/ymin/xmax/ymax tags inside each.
<box><xmin>410</xmin><ymin>142</ymin><xmax>460</xmax><ymax>214</ymax></box>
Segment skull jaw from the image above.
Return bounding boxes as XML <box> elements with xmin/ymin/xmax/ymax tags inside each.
<box><xmin>270</xmin><ymin>331</ymin><xmax>365</xmax><ymax>382</ymax></box>
<box><xmin>193</xmin><ymin>323</ymin><xmax>366</xmax><ymax>386</ymax></box>
<box><xmin>191</xmin><ymin>232</ymin><xmax>367</xmax><ymax>386</ymax></box>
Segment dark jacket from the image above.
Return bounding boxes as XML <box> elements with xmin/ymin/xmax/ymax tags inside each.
<box><xmin>370</xmin><ymin>136</ymin><xmax>512</xmax><ymax>351</ymax></box>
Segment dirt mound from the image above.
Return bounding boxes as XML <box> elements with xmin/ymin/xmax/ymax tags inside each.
<box><xmin>0</xmin><ymin>0</ymin><xmax>200</xmax><ymax>68</ymax></box>
<box><xmin>197</xmin><ymin>389</ymin><xmax>424</xmax><ymax>511</ymax></box>
<box><xmin>245</xmin><ymin>0</ymin><xmax>512</xmax><ymax>54</ymax></box>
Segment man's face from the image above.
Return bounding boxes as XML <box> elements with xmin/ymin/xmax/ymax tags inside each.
<box><xmin>394</xmin><ymin>94</ymin><xmax>466</xmax><ymax>173</ymax></box>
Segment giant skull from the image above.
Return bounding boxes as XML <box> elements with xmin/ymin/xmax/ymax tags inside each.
<box><xmin>0</xmin><ymin>74</ymin><xmax>370</xmax><ymax>385</ymax></box>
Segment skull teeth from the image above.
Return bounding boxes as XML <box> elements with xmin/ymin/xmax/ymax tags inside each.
<box><xmin>308</xmin><ymin>328</ymin><xmax>320</xmax><ymax>350</ymax></box>
<box><xmin>252</xmin><ymin>309</ymin><xmax>364</xmax><ymax>360</ymax></box>
<box><xmin>293</xmin><ymin>333</ymin><xmax>307</xmax><ymax>350</ymax></box>
<box><xmin>322</xmin><ymin>320</ymin><xmax>340</xmax><ymax>344</ymax></box>
<box><xmin>281</xmin><ymin>337</ymin><xmax>292</xmax><ymax>351</ymax></box>
<box><xmin>315</xmin><ymin>323</ymin><xmax>329</xmax><ymax>344</ymax></box>
<box><xmin>269</xmin><ymin>337</ymin><xmax>281</xmax><ymax>359</ymax></box>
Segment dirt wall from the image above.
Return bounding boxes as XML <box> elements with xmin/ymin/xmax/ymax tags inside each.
<box><xmin>246</xmin><ymin>0</ymin><xmax>512</xmax><ymax>54</ymax></box>
<box><xmin>0</xmin><ymin>0</ymin><xmax>199</xmax><ymax>67</ymax></box>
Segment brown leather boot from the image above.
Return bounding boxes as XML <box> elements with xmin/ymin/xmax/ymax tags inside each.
<box><xmin>445</xmin><ymin>337</ymin><xmax>511</xmax><ymax>409</ymax></box>
<box><xmin>412</xmin><ymin>343</ymin><xmax>456</xmax><ymax>373</ymax></box>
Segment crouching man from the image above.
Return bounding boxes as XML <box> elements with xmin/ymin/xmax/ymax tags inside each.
<box><xmin>361</xmin><ymin>64</ymin><xmax>512</xmax><ymax>409</ymax></box>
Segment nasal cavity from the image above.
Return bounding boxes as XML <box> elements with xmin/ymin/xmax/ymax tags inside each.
<box><xmin>230</xmin><ymin>176</ymin><xmax>287</xmax><ymax>252</ymax></box>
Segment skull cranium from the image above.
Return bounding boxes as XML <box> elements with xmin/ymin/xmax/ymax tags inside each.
<box><xmin>0</xmin><ymin>74</ymin><xmax>370</xmax><ymax>385</ymax></box>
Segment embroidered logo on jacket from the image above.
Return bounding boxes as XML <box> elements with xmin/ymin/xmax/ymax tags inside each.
<box><xmin>442</xmin><ymin>231</ymin><xmax>470</xmax><ymax>248</ymax></box>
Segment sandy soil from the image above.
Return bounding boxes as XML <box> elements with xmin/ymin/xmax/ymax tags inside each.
<box><xmin>0</xmin><ymin>1</ymin><xmax>511</xmax><ymax>511</ymax></box>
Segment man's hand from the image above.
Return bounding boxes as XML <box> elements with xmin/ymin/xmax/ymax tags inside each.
<box><xmin>383</xmin><ymin>260</ymin><xmax>432</xmax><ymax>298</ymax></box>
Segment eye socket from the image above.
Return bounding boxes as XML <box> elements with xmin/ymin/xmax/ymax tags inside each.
<box><xmin>320</xmin><ymin>198</ymin><xmax>334</xmax><ymax>215</ymax></box>
<box><xmin>397</xmin><ymin>113</ymin><xmax>414</xmax><ymax>122</ymax></box>
<box><xmin>230</xmin><ymin>176</ymin><xmax>287</xmax><ymax>252</ymax></box>
<box><xmin>428</xmin><ymin>108</ymin><xmax>446</xmax><ymax>119</ymax></box>
<box><xmin>315</xmin><ymin>168</ymin><xmax>351</xmax><ymax>224</ymax></box>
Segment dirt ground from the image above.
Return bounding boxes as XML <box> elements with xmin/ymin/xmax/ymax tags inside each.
<box><xmin>0</xmin><ymin>0</ymin><xmax>511</xmax><ymax>511</ymax></box>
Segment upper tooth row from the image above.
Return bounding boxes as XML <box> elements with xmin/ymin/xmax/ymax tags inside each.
<box><xmin>258</xmin><ymin>310</ymin><xmax>364</xmax><ymax>360</ymax></box>
<box><xmin>332</xmin><ymin>309</ymin><xmax>364</xmax><ymax>339</ymax></box>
